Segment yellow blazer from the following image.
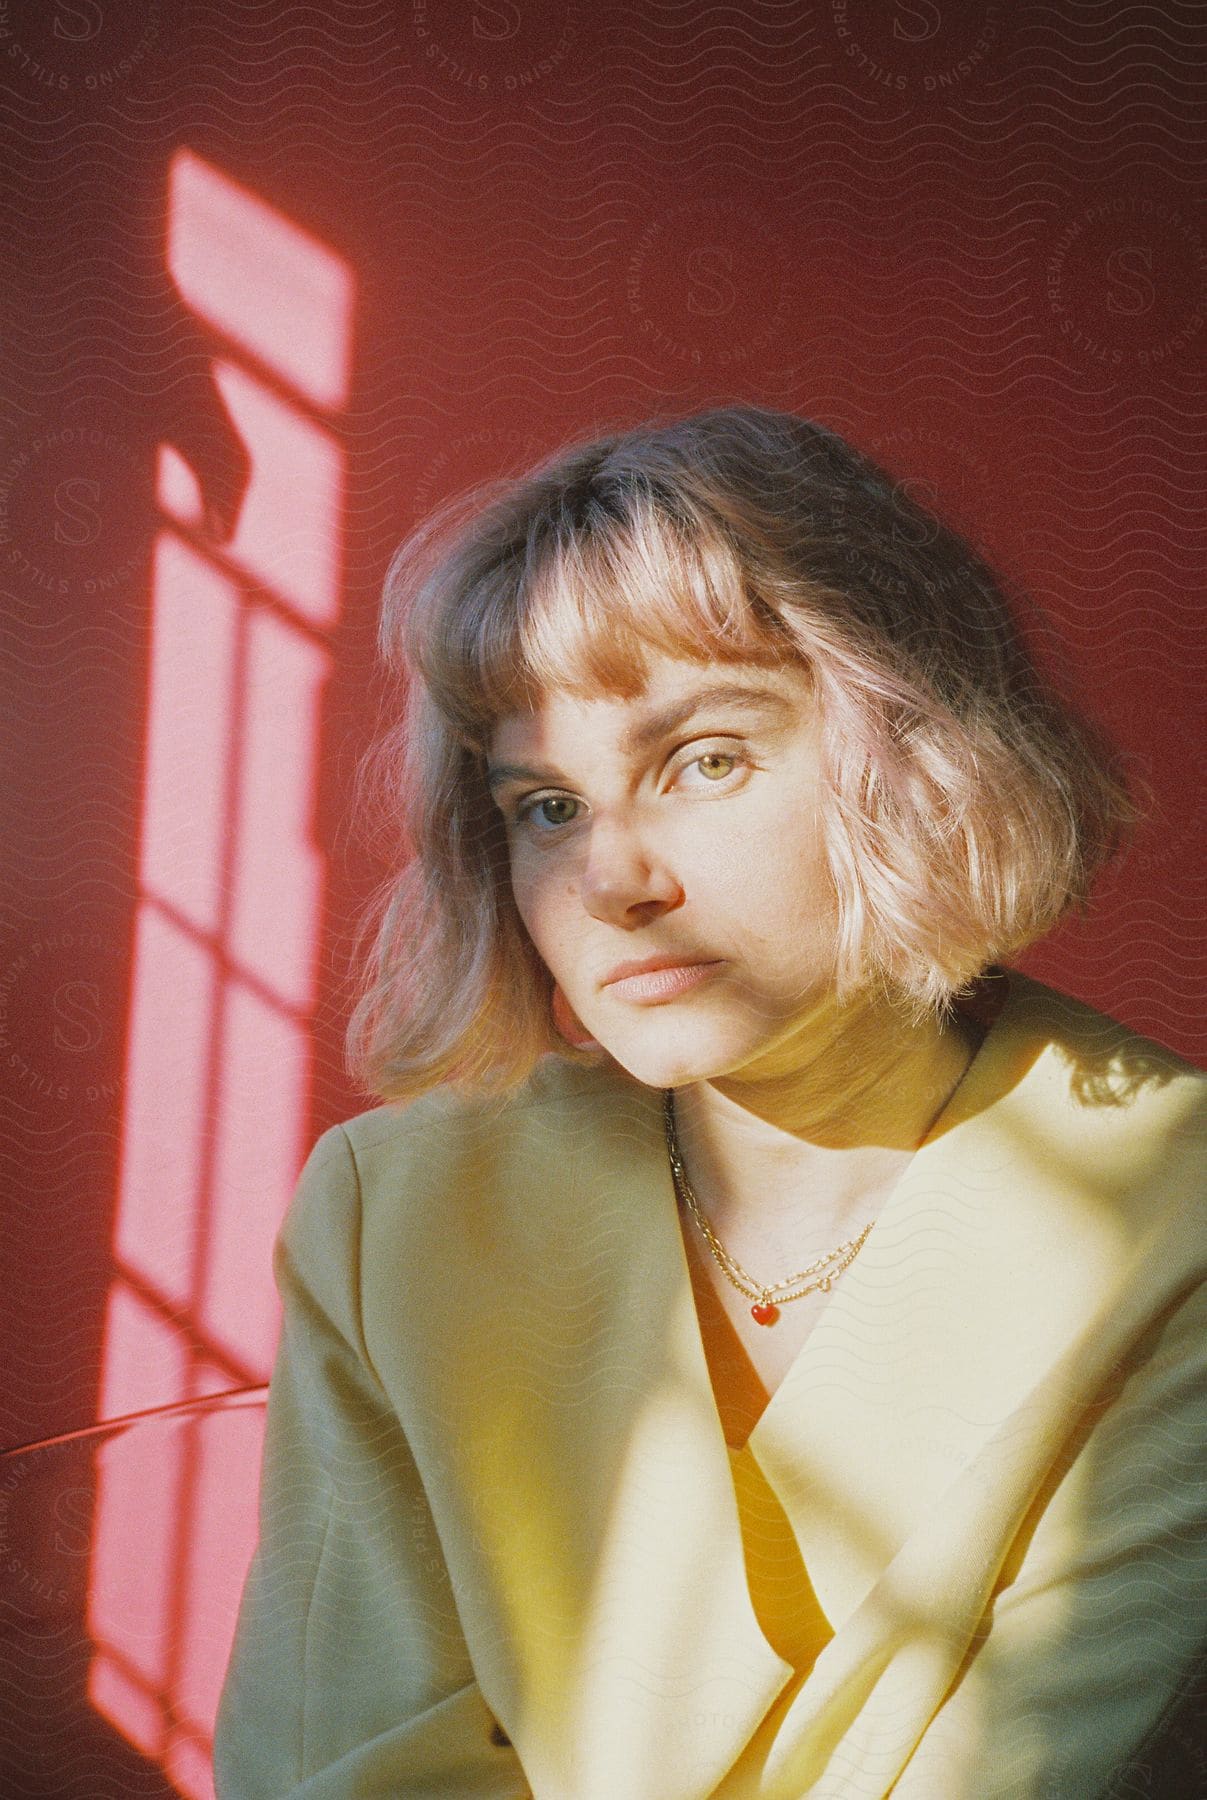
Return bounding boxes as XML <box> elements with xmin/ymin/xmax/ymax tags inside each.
<box><xmin>214</xmin><ymin>973</ymin><xmax>1207</xmax><ymax>1798</ymax></box>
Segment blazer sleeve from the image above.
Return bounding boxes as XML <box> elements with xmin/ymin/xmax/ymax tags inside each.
<box><xmin>889</xmin><ymin>1272</ymin><xmax>1207</xmax><ymax>1800</ymax></box>
<box><xmin>212</xmin><ymin>1123</ymin><xmax>530</xmax><ymax>1799</ymax></box>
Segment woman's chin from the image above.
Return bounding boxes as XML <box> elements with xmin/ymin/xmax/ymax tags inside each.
<box><xmin>588</xmin><ymin>1024</ymin><xmax>757</xmax><ymax>1092</ymax></box>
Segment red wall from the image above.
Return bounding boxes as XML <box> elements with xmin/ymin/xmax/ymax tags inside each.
<box><xmin>1</xmin><ymin>4</ymin><xmax>1204</xmax><ymax>1792</ymax></box>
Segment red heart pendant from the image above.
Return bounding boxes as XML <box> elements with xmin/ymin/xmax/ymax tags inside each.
<box><xmin>750</xmin><ymin>1302</ymin><xmax>779</xmax><ymax>1326</ymax></box>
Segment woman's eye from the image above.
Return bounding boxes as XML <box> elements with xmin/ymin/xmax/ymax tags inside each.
<box><xmin>515</xmin><ymin>794</ymin><xmax>580</xmax><ymax>831</ymax></box>
<box><xmin>687</xmin><ymin>751</ymin><xmax>739</xmax><ymax>783</ymax></box>
<box><xmin>674</xmin><ymin>746</ymin><xmax>747</xmax><ymax>790</ymax></box>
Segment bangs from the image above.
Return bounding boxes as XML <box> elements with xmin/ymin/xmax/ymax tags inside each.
<box><xmin>416</xmin><ymin>489</ymin><xmax>795</xmax><ymax>745</ymax></box>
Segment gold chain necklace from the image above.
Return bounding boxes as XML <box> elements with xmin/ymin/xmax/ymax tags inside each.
<box><xmin>661</xmin><ymin>1088</ymin><xmax>874</xmax><ymax>1328</ymax></box>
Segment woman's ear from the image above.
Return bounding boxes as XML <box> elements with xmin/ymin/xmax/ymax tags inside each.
<box><xmin>551</xmin><ymin>982</ymin><xmax>602</xmax><ymax>1050</ymax></box>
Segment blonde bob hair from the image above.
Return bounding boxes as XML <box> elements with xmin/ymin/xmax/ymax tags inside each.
<box><xmin>347</xmin><ymin>404</ymin><xmax>1135</xmax><ymax>1104</ymax></box>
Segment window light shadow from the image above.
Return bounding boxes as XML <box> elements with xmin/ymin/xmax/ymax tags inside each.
<box><xmin>83</xmin><ymin>149</ymin><xmax>353</xmax><ymax>1796</ymax></box>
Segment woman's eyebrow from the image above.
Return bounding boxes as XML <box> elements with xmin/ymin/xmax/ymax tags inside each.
<box><xmin>485</xmin><ymin>681</ymin><xmax>798</xmax><ymax>792</ymax></box>
<box><xmin>620</xmin><ymin>681</ymin><xmax>798</xmax><ymax>756</ymax></box>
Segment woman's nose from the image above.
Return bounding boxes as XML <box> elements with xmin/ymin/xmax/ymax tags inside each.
<box><xmin>578</xmin><ymin>817</ymin><xmax>683</xmax><ymax>925</ymax></box>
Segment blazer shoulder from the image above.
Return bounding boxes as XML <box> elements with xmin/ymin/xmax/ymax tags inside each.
<box><xmin>330</xmin><ymin>1052</ymin><xmax>650</xmax><ymax>1202</ymax></box>
<box><xmin>1004</xmin><ymin>971</ymin><xmax>1207</xmax><ymax>1114</ymax></box>
<box><xmin>995</xmin><ymin>973</ymin><xmax>1207</xmax><ymax>1250</ymax></box>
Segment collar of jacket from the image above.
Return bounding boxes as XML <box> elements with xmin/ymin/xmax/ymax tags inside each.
<box><xmin>346</xmin><ymin>973</ymin><xmax>1206</xmax><ymax>1800</ymax></box>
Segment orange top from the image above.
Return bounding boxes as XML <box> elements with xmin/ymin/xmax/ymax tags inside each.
<box><xmin>708</xmin><ymin>1441</ymin><xmax>834</xmax><ymax>1794</ymax></box>
<box><xmin>681</xmin><ymin>1222</ymin><xmax>835</xmax><ymax>1790</ymax></box>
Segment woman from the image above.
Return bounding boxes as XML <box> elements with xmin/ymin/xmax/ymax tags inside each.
<box><xmin>214</xmin><ymin>406</ymin><xmax>1206</xmax><ymax>1798</ymax></box>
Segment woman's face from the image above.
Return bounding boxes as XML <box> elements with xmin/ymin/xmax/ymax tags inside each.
<box><xmin>486</xmin><ymin>648</ymin><xmax>841</xmax><ymax>1089</ymax></box>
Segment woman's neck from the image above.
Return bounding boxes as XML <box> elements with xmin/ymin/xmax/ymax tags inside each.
<box><xmin>669</xmin><ymin>989</ymin><xmax>980</xmax><ymax>1239</ymax></box>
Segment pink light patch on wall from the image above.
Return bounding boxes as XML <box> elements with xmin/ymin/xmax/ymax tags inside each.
<box><xmin>167</xmin><ymin>148</ymin><xmax>353</xmax><ymax>412</ymax></box>
<box><xmin>138</xmin><ymin>538</ymin><xmax>241</xmax><ymax>936</ymax></box>
<box><xmin>112</xmin><ymin>909</ymin><xmax>217</xmax><ymax>1316</ymax></box>
<box><xmin>211</xmin><ymin>361</ymin><xmax>344</xmax><ymax>627</ymax></box>
<box><xmin>198</xmin><ymin>983</ymin><xmax>315</xmax><ymax>1375</ymax></box>
<box><xmin>225</xmin><ymin>608</ymin><xmax>330</xmax><ymax>1011</ymax></box>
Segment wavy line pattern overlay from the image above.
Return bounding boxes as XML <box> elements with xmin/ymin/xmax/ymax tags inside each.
<box><xmin>1</xmin><ymin>1</ymin><xmax>1203</xmax><ymax>1795</ymax></box>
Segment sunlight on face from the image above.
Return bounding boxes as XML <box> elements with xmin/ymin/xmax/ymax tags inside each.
<box><xmin>486</xmin><ymin>650</ymin><xmax>840</xmax><ymax>1089</ymax></box>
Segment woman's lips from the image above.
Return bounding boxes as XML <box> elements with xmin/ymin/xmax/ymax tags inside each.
<box><xmin>603</xmin><ymin>961</ymin><xmax>724</xmax><ymax>1003</ymax></box>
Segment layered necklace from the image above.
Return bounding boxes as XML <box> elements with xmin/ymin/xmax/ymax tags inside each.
<box><xmin>661</xmin><ymin>1087</ymin><xmax>875</xmax><ymax>1327</ymax></box>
